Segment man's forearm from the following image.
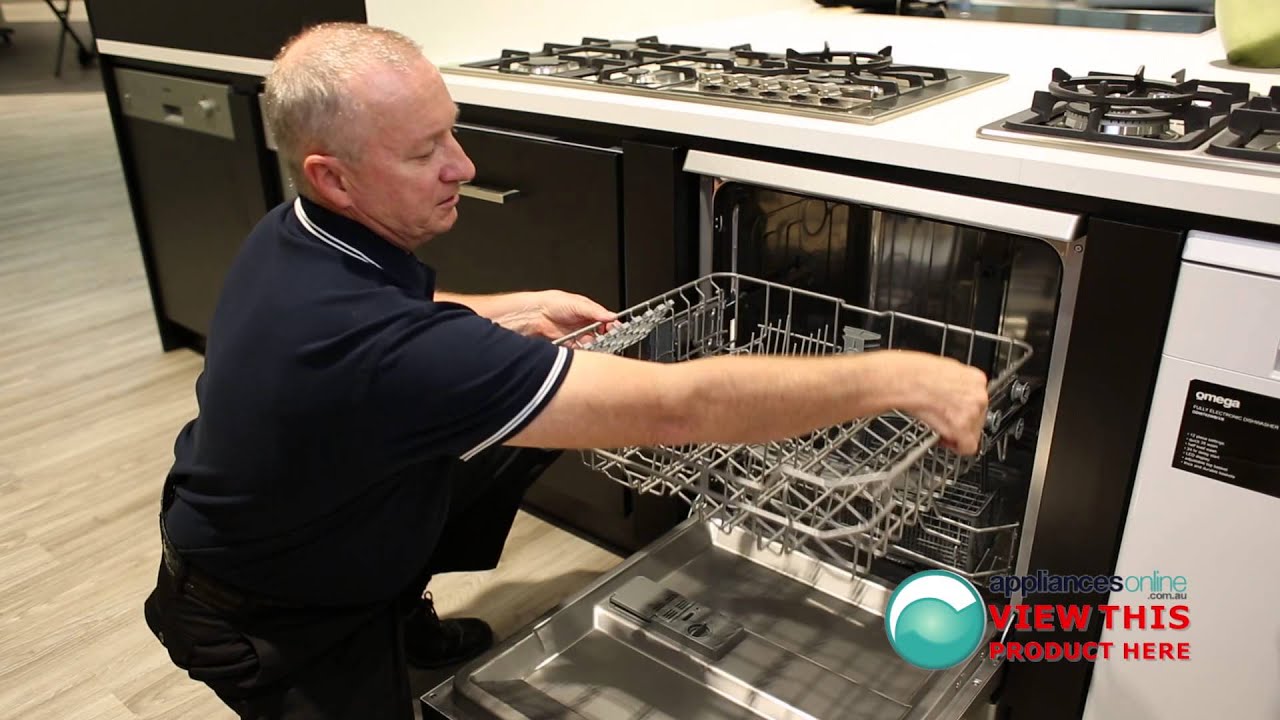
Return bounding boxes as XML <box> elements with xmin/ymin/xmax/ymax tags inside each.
<box><xmin>513</xmin><ymin>350</ymin><xmax>936</xmax><ymax>450</ymax></box>
<box><xmin>509</xmin><ymin>347</ymin><xmax>988</xmax><ymax>453</ymax></box>
<box><xmin>667</xmin><ymin>351</ymin><xmax>930</xmax><ymax>445</ymax></box>
<box><xmin>434</xmin><ymin>290</ymin><xmax>536</xmax><ymax>322</ymax></box>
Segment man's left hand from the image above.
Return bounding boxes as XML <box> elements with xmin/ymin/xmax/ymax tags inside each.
<box><xmin>493</xmin><ymin>291</ymin><xmax>617</xmax><ymax>346</ymax></box>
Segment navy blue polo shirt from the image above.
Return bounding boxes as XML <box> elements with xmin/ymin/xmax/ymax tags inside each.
<box><xmin>162</xmin><ymin>196</ymin><xmax>573</xmax><ymax>606</ymax></box>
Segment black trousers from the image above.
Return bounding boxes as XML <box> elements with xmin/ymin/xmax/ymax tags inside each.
<box><xmin>143</xmin><ymin>447</ymin><xmax>560</xmax><ymax>720</ymax></box>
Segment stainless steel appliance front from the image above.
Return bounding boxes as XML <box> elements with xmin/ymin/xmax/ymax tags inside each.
<box><xmin>425</xmin><ymin>519</ymin><xmax>1004</xmax><ymax>720</ymax></box>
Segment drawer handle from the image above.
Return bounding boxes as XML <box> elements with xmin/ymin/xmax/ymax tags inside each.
<box><xmin>459</xmin><ymin>182</ymin><xmax>520</xmax><ymax>205</ymax></box>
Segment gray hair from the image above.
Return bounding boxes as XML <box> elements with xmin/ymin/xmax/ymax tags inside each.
<box><xmin>262</xmin><ymin>22</ymin><xmax>425</xmax><ymax>197</ymax></box>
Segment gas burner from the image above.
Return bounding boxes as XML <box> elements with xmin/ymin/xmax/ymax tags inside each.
<box><xmin>990</xmin><ymin>67</ymin><xmax>1251</xmax><ymax>151</ymax></box>
<box><xmin>1063</xmin><ymin>104</ymin><xmax>1173</xmax><ymax>139</ymax></box>
<box><xmin>599</xmin><ymin>63</ymin><xmax>697</xmax><ymax>89</ymax></box>
<box><xmin>453</xmin><ymin>36</ymin><xmax>1007</xmax><ymax>124</ymax></box>
<box><xmin>493</xmin><ymin>50</ymin><xmax>605</xmax><ymax>78</ymax></box>
<box><xmin>513</xmin><ymin>56</ymin><xmax>582</xmax><ymax>76</ymax></box>
<box><xmin>1208</xmin><ymin>87</ymin><xmax>1280</xmax><ymax>165</ymax></box>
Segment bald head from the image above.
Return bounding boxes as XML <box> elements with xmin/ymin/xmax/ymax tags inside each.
<box><xmin>263</xmin><ymin>22</ymin><xmax>431</xmax><ymax>195</ymax></box>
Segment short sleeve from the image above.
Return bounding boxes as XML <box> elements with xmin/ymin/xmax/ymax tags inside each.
<box><xmin>369</xmin><ymin>303</ymin><xmax>573</xmax><ymax>462</ymax></box>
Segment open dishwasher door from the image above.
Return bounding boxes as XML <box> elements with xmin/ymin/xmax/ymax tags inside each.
<box><xmin>422</xmin><ymin>519</ymin><xmax>1004</xmax><ymax>720</ymax></box>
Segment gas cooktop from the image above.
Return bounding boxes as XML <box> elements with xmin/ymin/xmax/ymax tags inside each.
<box><xmin>445</xmin><ymin>36</ymin><xmax>1007</xmax><ymax>124</ymax></box>
<box><xmin>978</xmin><ymin>67</ymin><xmax>1280</xmax><ymax>175</ymax></box>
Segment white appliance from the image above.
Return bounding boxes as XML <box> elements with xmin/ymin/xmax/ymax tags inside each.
<box><xmin>1083</xmin><ymin>231</ymin><xmax>1280</xmax><ymax>720</ymax></box>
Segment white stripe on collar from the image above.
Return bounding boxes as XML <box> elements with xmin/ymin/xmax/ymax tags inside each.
<box><xmin>293</xmin><ymin>198</ymin><xmax>384</xmax><ymax>270</ymax></box>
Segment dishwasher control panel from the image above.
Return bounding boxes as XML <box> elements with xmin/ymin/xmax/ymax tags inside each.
<box><xmin>115</xmin><ymin>68</ymin><xmax>235</xmax><ymax>141</ymax></box>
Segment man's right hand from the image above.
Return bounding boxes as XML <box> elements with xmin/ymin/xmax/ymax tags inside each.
<box><xmin>895</xmin><ymin>354</ymin><xmax>990</xmax><ymax>456</ymax></box>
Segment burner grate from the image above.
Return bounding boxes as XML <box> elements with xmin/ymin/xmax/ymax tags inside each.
<box><xmin>1207</xmin><ymin>86</ymin><xmax>1280</xmax><ymax>164</ymax></box>
<box><xmin>785</xmin><ymin>43</ymin><xmax>895</xmax><ymax>73</ymax></box>
<box><xmin>1001</xmin><ymin>66</ymin><xmax>1251</xmax><ymax>150</ymax></box>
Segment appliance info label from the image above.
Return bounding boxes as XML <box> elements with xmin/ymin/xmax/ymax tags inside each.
<box><xmin>1173</xmin><ymin>379</ymin><xmax>1279</xmax><ymax>499</ymax></box>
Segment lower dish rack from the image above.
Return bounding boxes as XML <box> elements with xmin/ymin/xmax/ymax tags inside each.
<box><xmin>560</xmin><ymin>273</ymin><xmax>1034</xmax><ymax>575</ymax></box>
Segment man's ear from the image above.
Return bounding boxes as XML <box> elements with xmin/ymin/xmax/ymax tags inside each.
<box><xmin>302</xmin><ymin>153</ymin><xmax>352</xmax><ymax>208</ymax></box>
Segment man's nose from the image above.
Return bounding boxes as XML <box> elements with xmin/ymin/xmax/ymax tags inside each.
<box><xmin>442</xmin><ymin>144</ymin><xmax>476</xmax><ymax>184</ymax></box>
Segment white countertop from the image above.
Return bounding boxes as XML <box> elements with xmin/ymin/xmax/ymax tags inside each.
<box><xmin>438</xmin><ymin>6</ymin><xmax>1280</xmax><ymax>228</ymax></box>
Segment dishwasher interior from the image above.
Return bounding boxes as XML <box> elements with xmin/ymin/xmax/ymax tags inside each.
<box><xmin>423</xmin><ymin>178</ymin><xmax>1075</xmax><ymax>720</ymax></box>
<box><xmin>714</xmin><ymin>183</ymin><xmax>1064</xmax><ymax>590</ymax></box>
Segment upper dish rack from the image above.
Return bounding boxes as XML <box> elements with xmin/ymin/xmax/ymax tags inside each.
<box><xmin>558</xmin><ymin>273</ymin><xmax>1034</xmax><ymax>575</ymax></box>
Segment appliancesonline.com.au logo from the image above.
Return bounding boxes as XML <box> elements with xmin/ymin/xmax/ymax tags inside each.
<box><xmin>884</xmin><ymin>569</ymin><xmax>1192</xmax><ymax>670</ymax></box>
<box><xmin>989</xmin><ymin>569</ymin><xmax>1189</xmax><ymax>601</ymax></box>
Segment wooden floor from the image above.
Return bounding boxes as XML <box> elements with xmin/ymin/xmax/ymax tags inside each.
<box><xmin>0</xmin><ymin>65</ymin><xmax>621</xmax><ymax>720</ymax></box>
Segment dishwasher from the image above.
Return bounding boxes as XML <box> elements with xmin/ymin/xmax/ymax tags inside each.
<box><xmin>423</xmin><ymin>150</ymin><xmax>1097</xmax><ymax>720</ymax></box>
<box><xmin>1082</xmin><ymin>231</ymin><xmax>1280</xmax><ymax>720</ymax></box>
<box><xmin>111</xmin><ymin>67</ymin><xmax>274</xmax><ymax>346</ymax></box>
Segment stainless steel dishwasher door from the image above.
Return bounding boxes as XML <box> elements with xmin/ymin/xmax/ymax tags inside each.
<box><xmin>113</xmin><ymin>67</ymin><xmax>273</xmax><ymax>342</ymax></box>
<box><xmin>421</xmin><ymin>519</ymin><xmax>1004</xmax><ymax>720</ymax></box>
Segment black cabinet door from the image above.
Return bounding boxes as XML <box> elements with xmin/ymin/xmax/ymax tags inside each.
<box><xmin>414</xmin><ymin>124</ymin><xmax>650</xmax><ymax>550</ymax></box>
<box><xmin>417</xmin><ymin>125</ymin><xmax>622</xmax><ymax>307</ymax></box>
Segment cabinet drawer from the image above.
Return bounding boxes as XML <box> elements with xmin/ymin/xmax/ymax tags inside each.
<box><xmin>416</xmin><ymin>125</ymin><xmax>622</xmax><ymax>309</ymax></box>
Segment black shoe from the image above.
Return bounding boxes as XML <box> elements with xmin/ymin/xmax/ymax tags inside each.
<box><xmin>403</xmin><ymin>592</ymin><xmax>494</xmax><ymax>669</ymax></box>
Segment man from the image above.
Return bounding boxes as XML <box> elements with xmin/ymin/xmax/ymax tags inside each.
<box><xmin>143</xmin><ymin>21</ymin><xmax>989</xmax><ymax>720</ymax></box>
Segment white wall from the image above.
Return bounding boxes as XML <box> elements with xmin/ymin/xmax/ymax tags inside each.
<box><xmin>366</xmin><ymin>0</ymin><xmax>813</xmax><ymax>65</ymax></box>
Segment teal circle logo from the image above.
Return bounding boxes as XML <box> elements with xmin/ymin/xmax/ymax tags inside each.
<box><xmin>885</xmin><ymin>570</ymin><xmax>986</xmax><ymax>670</ymax></box>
